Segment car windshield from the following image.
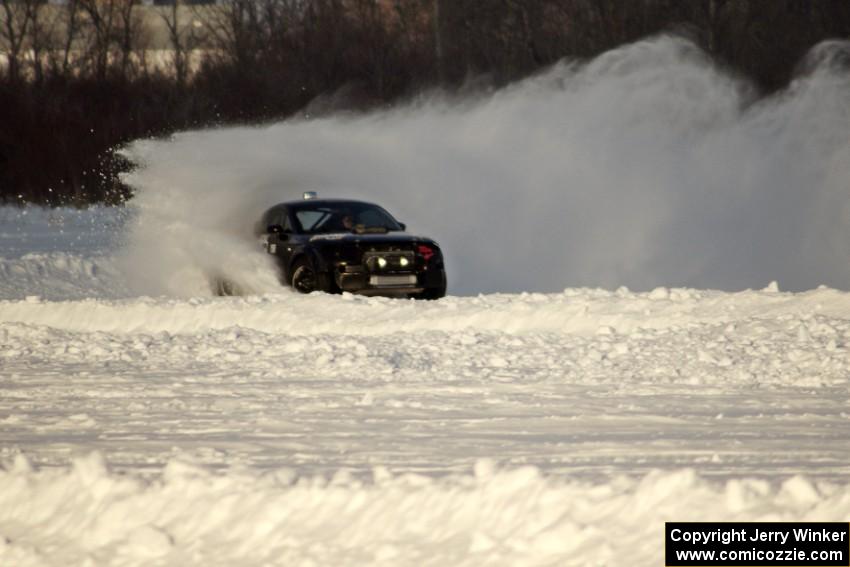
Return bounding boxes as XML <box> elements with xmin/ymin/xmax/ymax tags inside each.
<box><xmin>293</xmin><ymin>202</ymin><xmax>402</xmax><ymax>234</ymax></box>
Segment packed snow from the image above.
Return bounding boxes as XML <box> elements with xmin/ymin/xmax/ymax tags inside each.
<box><xmin>4</xmin><ymin>36</ymin><xmax>850</xmax><ymax>566</ymax></box>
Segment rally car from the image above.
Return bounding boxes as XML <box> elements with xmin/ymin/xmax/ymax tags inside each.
<box><xmin>255</xmin><ymin>193</ymin><xmax>446</xmax><ymax>299</ymax></box>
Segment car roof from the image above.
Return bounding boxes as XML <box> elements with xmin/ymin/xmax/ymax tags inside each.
<box><xmin>279</xmin><ymin>198</ymin><xmax>378</xmax><ymax>208</ymax></box>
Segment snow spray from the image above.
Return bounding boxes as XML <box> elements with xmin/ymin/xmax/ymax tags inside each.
<box><xmin>121</xmin><ymin>36</ymin><xmax>850</xmax><ymax>296</ymax></box>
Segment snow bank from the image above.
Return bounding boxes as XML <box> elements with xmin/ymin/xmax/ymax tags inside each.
<box><xmin>0</xmin><ymin>207</ymin><xmax>130</xmax><ymax>300</ymax></box>
<box><xmin>0</xmin><ymin>206</ymin><xmax>126</xmax><ymax>258</ymax></box>
<box><xmin>2</xmin><ymin>285</ymin><xmax>850</xmax><ymax>337</ymax></box>
<box><xmin>2</xmin><ymin>454</ymin><xmax>849</xmax><ymax>567</ymax></box>
<box><xmin>0</xmin><ymin>253</ymin><xmax>128</xmax><ymax>300</ymax></box>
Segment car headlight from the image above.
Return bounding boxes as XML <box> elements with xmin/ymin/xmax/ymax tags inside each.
<box><xmin>377</xmin><ymin>257</ymin><xmax>388</xmax><ymax>268</ymax></box>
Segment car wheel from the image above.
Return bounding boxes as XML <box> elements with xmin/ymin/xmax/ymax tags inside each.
<box><xmin>411</xmin><ymin>272</ymin><xmax>446</xmax><ymax>300</ymax></box>
<box><xmin>291</xmin><ymin>258</ymin><xmax>334</xmax><ymax>294</ymax></box>
<box><xmin>291</xmin><ymin>258</ymin><xmax>319</xmax><ymax>294</ymax></box>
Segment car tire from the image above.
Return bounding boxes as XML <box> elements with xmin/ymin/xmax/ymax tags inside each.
<box><xmin>291</xmin><ymin>257</ymin><xmax>333</xmax><ymax>294</ymax></box>
<box><xmin>411</xmin><ymin>271</ymin><xmax>446</xmax><ymax>300</ymax></box>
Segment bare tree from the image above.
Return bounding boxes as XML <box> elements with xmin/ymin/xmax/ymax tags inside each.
<box><xmin>116</xmin><ymin>0</ymin><xmax>142</xmax><ymax>78</ymax></box>
<box><xmin>348</xmin><ymin>0</ymin><xmax>393</xmax><ymax>97</ymax></box>
<box><xmin>0</xmin><ymin>0</ymin><xmax>36</xmax><ymax>82</ymax></box>
<box><xmin>202</xmin><ymin>0</ymin><xmax>266</xmax><ymax>70</ymax></box>
<box><xmin>79</xmin><ymin>0</ymin><xmax>118</xmax><ymax>79</ymax></box>
<box><xmin>27</xmin><ymin>1</ymin><xmax>63</xmax><ymax>83</ymax></box>
<box><xmin>162</xmin><ymin>0</ymin><xmax>188</xmax><ymax>84</ymax></box>
<box><xmin>432</xmin><ymin>0</ymin><xmax>443</xmax><ymax>82</ymax></box>
<box><xmin>77</xmin><ymin>0</ymin><xmax>144</xmax><ymax>80</ymax></box>
<box><xmin>58</xmin><ymin>0</ymin><xmax>83</xmax><ymax>77</ymax></box>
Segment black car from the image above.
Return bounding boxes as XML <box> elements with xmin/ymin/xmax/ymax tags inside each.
<box><xmin>255</xmin><ymin>194</ymin><xmax>447</xmax><ymax>299</ymax></box>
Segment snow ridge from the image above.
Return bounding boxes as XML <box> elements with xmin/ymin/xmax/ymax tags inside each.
<box><xmin>2</xmin><ymin>454</ymin><xmax>849</xmax><ymax>567</ymax></box>
<box><xmin>2</xmin><ymin>286</ymin><xmax>850</xmax><ymax>336</ymax></box>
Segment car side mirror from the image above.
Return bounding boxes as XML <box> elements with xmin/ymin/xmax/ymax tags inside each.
<box><xmin>267</xmin><ymin>224</ymin><xmax>284</xmax><ymax>234</ymax></box>
<box><xmin>399</xmin><ymin>222</ymin><xmax>406</xmax><ymax>231</ymax></box>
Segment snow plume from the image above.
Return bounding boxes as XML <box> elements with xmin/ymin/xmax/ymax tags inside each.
<box><xmin>120</xmin><ymin>36</ymin><xmax>850</xmax><ymax>296</ymax></box>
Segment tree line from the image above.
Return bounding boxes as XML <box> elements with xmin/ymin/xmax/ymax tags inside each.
<box><xmin>1</xmin><ymin>0</ymin><xmax>849</xmax><ymax>206</ymax></box>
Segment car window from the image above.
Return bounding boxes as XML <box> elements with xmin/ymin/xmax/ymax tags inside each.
<box><xmin>292</xmin><ymin>202</ymin><xmax>402</xmax><ymax>234</ymax></box>
<box><xmin>356</xmin><ymin>209</ymin><xmax>392</xmax><ymax>227</ymax></box>
<box><xmin>260</xmin><ymin>207</ymin><xmax>292</xmax><ymax>233</ymax></box>
<box><xmin>295</xmin><ymin>210</ymin><xmax>329</xmax><ymax>232</ymax></box>
<box><xmin>278</xmin><ymin>210</ymin><xmax>293</xmax><ymax>232</ymax></box>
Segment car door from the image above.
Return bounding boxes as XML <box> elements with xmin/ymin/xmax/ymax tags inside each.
<box><xmin>263</xmin><ymin>207</ymin><xmax>296</xmax><ymax>279</ymax></box>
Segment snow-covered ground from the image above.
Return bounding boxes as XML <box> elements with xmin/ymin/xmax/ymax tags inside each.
<box><xmin>2</xmin><ymin>206</ymin><xmax>850</xmax><ymax>566</ymax></box>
